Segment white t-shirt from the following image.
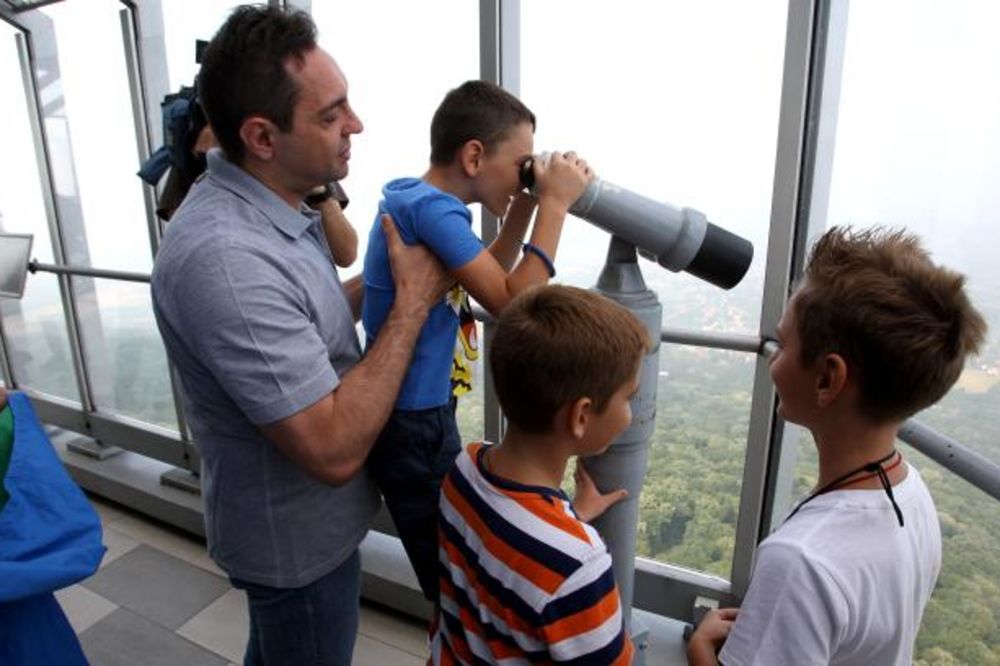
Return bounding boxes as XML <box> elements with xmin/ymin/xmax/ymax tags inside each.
<box><xmin>719</xmin><ymin>464</ymin><xmax>941</xmax><ymax>666</ymax></box>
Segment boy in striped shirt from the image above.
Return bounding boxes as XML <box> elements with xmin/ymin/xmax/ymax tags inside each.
<box><xmin>433</xmin><ymin>284</ymin><xmax>649</xmax><ymax>665</ymax></box>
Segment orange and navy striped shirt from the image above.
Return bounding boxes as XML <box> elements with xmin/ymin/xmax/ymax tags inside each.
<box><xmin>432</xmin><ymin>443</ymin><xmax>633</xmax><ymax>665</ymax></box>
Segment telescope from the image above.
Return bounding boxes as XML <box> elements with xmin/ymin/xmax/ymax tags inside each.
<box><xmin>520</xmin><ymin>158</ymin><xmax>753</xmax><ymax>290</ymax></box>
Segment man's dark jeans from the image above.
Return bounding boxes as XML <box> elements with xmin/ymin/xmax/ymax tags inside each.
<box><xmin>231</xmin><ymin>549</ymin><xmax>361</xmax><ymax>666</ymax></box>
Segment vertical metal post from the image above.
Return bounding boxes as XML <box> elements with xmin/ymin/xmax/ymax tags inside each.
<box><xmin>478</xmin><ymin>0</ymin><xmax>519</xmax><ymax>444</ymax></box>
<box><xmin>731</xmin><ymin>0</ymin><xmax>836</xmax><ymax>597</ymax></box>
<box><xmin>0</xmin><ymin>315</ymin><xmax>17</xmax><ymax>389</ymax></box>
<box><xmin>121</xmin><ymin>2</ymin><xmax>195</xmax><ymax>471</ymax></box>
<box><xmin>588</xmin><ymin>236</ymin><xmax>661</xmax><ymax>662</ymax></box>
<box><xmin>14</xmin><ymin>26</ymin><xmax>96</xmax><ymax>412</ymax></box>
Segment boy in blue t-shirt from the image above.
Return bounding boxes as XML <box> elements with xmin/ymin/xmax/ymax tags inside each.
<box><xmin>362</xmin><ymin>80</ymin><xmax>593</xmax><ymax>602</ymax></box>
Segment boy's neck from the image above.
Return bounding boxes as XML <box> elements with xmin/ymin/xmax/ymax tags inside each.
<box><xmin>486</xmin><ymin>429</ymin><xmax>573</xmax><ymax>489</ymax></box>
<box><xmin>811</xmin><ymin>415</ymin><xmax>906</xmax><ymax>490</ymax></box>
<box><xmin>423</xmin><ymin>165</ymin><xmax>474</xmax><ymax>205</ymax></box>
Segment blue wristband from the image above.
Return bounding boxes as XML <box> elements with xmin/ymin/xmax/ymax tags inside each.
<box><xmin>522</xmin><ymin>242</ymin><xmax>556</xmax><ymax>278</ymax></box>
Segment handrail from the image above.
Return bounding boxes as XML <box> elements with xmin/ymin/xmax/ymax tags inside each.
<box><xmin>899</xmin><ymin>419</ymin><xmax>1000</xmax><ymax>503</ymax></box>
<box><xmin>24</xmin><ymin>266</ymin><xmax>1000</xmax><ymax>505</ymax></box>
<box><xmin>476</xmin><ymin>305</ymin><xmax>1000</xmax><ymax>502</ymax></box>
<box><xmin>29</xmin><ymin>260</ymin><xmax>151</xmax><ymax>284</ymax></box>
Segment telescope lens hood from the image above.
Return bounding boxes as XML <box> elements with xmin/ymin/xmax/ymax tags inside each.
<box><xmin>686</xmin><ymin>223</ymin><xmax>754</xmax><ymax>290</ymax></box>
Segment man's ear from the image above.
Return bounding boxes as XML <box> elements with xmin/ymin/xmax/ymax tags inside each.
<box><xmin>815</xmin><ymin>353</ymin><xmax>848</xmax><ymax>407</ymax></box>
<box><xmin>239</xmin><ymin>116</ymin><xmax>277</xmax><ymax>161</ymax></box>
<box><xmin>567</xmin><ymin>397</ymin><xmax>593</xmax><ymax>440</ymax></box>
<box><xmin>458</xmin><ymin>139</ymin><xmax>486</xmax><ymax>178</ymax></box>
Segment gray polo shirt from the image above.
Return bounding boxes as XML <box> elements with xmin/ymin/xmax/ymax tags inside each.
<box><xmin>151</xmin><ymin>150</ymin><xmax>379</xmax><ymax>588</ymax></box>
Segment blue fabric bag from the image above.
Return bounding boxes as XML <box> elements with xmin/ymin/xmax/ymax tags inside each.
<box><xmin>0</xmin><ymin>391</ymin><xmax>106</xmax><ymax>665</ymax></box>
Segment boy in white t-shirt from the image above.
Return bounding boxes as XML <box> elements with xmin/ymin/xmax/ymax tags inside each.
<box><xmin>688</xmin><ymin>226</ymin><xmax>987</xmax><ymax>666</ymax></box>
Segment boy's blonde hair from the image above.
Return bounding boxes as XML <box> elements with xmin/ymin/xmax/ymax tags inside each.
<box><xmin>794</xmin><ymin>226</ymin><xmax>987</xmax><ymax>421</ymax></box>
<box><xmin>490</xmin><ymin>285</ymin><xmax>650</xmax><ymax>433</ymax></box>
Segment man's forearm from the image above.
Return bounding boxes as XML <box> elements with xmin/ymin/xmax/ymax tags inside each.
<box><xmin>320</xmin><ymin>201</ymin><xmax>358</xmax><ymax>267</ymax></box>
<box><xmin>322</xmin><ymin>303</ymin><xmax>426</xmax><ymax>477</ymax></box>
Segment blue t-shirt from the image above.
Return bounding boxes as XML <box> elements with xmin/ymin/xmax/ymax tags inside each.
<box><xmin>362</xmin><ymin>178</ymin><xmax>484</xmax><ymax>410</ymax></box>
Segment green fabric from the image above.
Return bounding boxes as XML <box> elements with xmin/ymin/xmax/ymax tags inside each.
<box><xmin>0</xmin><ymin>405</ymin><xmax>13</xmax><ymax>509</ymax></box>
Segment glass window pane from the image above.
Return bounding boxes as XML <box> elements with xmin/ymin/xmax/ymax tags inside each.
<box><xmin>74</xmin><ymin>279</ymin><xmax>176</xmax><ymax>430</ymax></box>
<box><xmin>521</xmin><ymin>0</ymin><xmax>787</xmax><ymax>577</ymax></box>
<box><xmin>311</xmin><ymin>1</ymin><xmax>479</xmax><ymax>282</ymax></box>
<box><xmin>39</xmin><ymin>2</ymin><xmax>150</xmax><ymax>273</ymax></box>
<box><xmin>642</xmin><ymin>346</ymin><xmax>754</xmax><ymax>576</ymax></box>
<box><xmin>795</xmin><ymin>2</ymin><xmax>1000</xmax><ymax>661</ymax></box>
<box><xmin>522</xmin><ymin>1</ymin><xmax>786</xmax><ymax>334</ymax></box>
<box><xmin>0</xmin><ymin>276</ymin><xmax>78</xmax><ymax>401</ymax></box>
<box><xmin>0</xmin><ymin>20</ymin><xmax>78</xmax><ymax>401</ymax></box>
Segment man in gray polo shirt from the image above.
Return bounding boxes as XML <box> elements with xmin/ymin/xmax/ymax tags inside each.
<box><xmin>150</xmin><ymin>7</ymin><xmax>448</xmax><ymax>665</ymax></box>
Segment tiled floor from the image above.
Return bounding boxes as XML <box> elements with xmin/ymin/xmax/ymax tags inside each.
<box><xmin>60</xmin><ymin>494</ymin><xmax>430</xmax><ymax>665</ymax></box>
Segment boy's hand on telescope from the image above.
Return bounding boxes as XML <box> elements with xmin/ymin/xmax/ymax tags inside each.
<box><xmin>572</xmin><ymin>459</ymin><xmax>628</xmax><ymax>523</ymax></box>
<box><xmin>534</xmin><ymin>151</ymin><xmax>593</xmax><ymax>212</ymax></box>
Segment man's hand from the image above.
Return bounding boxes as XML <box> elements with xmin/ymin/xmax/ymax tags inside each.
<box><xmin>0</xmin><ymin>386</ymin><xmax>7</xmax><ymax>410</ymax></box>
<box><xmin>381</xmin><ymin>214</ymin><xmax>452</xmax><ymax>315</ymax></box>
<box><xmin>687</xmin><ymin>608</ymin><xmax>739</xmax><ymax>666</ymax></box>
<box><xmin>572</xmin><ymin>459</ymin><xmax>628</xmax><ymax>523</ymax></box>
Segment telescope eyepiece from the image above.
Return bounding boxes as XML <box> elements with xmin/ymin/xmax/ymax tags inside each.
<box><xmin>519</xmin><ymin>158</ymin><xmax>535</xmax><ymax>191</ymax></box>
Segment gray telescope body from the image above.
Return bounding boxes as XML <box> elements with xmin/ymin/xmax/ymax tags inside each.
<box><xmin>521</xmin><ymin>162</ymin><xmax>754</xmax><ymax>290</ymax></box>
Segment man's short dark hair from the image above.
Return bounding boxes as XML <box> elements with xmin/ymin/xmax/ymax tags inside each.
<box><xmin>198</xmin><ymin>5</ymin><xmax>317</xmax><ymax>164</ymax></box>
<box><xmin>794</xmin><ymin>226</ymin><xmax>987</xmax><ymax>422</ymax></box>
<box><xmin>430</xmin><ymin>80</ymin><xmax>536</xmax><ymax>165</ymax></box>
<box><xmin>490</xmin><ymin>285</ymin><xmax>650</xmax><ymax>434</ymax></box>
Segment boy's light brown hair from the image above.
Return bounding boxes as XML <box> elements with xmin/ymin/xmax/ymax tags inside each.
<box><xmin>490</xmin><ymin>285</ymin><xmax>650</xmax><ymax>434</ymax></box>
<box><xmin>793</xmin><ymin>226</ymin><xmax>987</xmax><ymax>422</ymax></box>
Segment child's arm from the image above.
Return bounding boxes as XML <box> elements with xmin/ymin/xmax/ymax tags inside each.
<box><xmin>317</xmin><ymin>198</ymin><xmax>358</xmax><ymax>267</ymax></box>
<box><xmin>687</xmin><ymin>608</ymin><xmax>738</xmax><ymax>666</ymax></box>
<box><xmin>452</xmin><ymin>152</ymin><xmax>592</xmax><ymax>316</ymax></box>
<box><xmin>309</xmin><ymin>182</ymin><xmax>358</xmax><ymax>268</ymax></box>
<box><xmin>487</xmin><ymin>192</ymin><xmax>536</xmax><ymax>271</ymax></box>
<box><xmin>572</xmin><ymin>459</ymin><xmax>628</xmax><ymax>523</ymax></box>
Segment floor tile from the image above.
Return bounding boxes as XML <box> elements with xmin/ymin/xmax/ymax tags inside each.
<box><xmin>79</xmin><ymin>608</ymin><xmax>228</xmax><ymax>666</ymax></box>
<box><xmin>55</xmin><ymin>584</ymin><xmax>118</xmax><ymax>634</ymax></box>
<box><xmin>190</xmin><ymin>551</ymin><xmax>228</xmax><ymax>578</ymax></box>
<box><xmin>352</xmin><ymin>633</ymin><xmax>426</xmax><ymax>666</ymax></box>
<box><xmin>110</xmin><ymin>512</ymin><xmax>208</xmax><ymax>563</ymax></box>
<box><xmin>177</xmin><ymin>588</ymin><xmax>249</xmax><ymax>663</ymax></box>
<box><xmin>82</xmin><ymin>545</ymin><xmax>230</xmax><ymax>630</ymax></box>
<box><xmin>100</xmin><ymin>525</ymin><xmax>141</xmax><ymax>568</ymax></box>
<box><xmin>88</xmin><ymin>495</ymin><xmax>131</xmax><ymax>527</ymax></box>
<box><xmin>359</xmin><ymin>602</ymin><xmax>429</xmax><ymax>658</ymax></box>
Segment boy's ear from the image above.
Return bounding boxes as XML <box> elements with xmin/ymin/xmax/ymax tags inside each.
<box><xmin>240</xmin><ymin>116</ymin><xmax>277</xmax><ymax>161</ymax></box>
<box><xmin>458</xmin><ymin>139</ymin><xmax>486</xmax><ymax>177</ymax></box>
<box><xmin>566</xmin><ymin>396</ymin><xmax>593</xmax><ymax>440</ymax></box>
<box><xmin>815</xmin><ymin>352</ymin><xmax>849</xmax><ymax>407</ymax></box>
